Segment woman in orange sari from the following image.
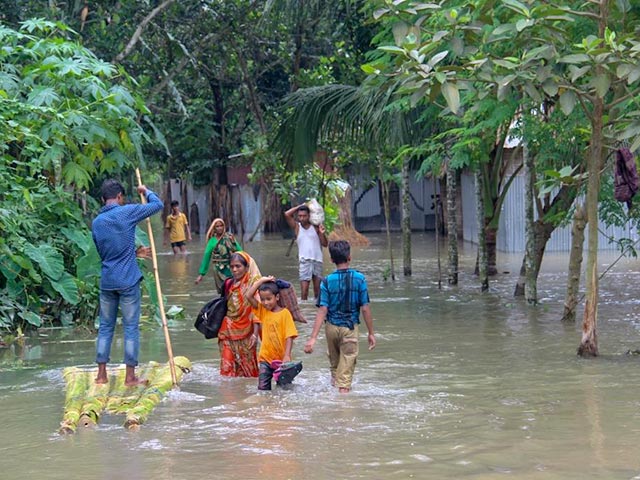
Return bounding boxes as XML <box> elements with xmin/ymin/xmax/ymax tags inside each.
<box><xmin>218</xmin><ymin>251</ymin><xmax>261</xmax><ymax>377</ymax></box>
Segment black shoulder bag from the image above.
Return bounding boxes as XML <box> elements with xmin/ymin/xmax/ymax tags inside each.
<box><xmin>194</xmin><ymin>278</ymin><xmax>232</xmax><ymax>339</ymax></box>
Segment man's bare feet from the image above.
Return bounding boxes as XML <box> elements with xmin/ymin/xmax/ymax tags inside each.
<box><xmin>124</xmin><ymin>377</ymin><xmax>149</xmax><ymax>387</ymax></box>
<box><xmin>95</xmin><ymin>363</ymin><xmax>108</xmax><ymax>384</ymax></box>
<box><xmin>125</xmin><ymin>365</ymin><xmax>148</xmax><ymax>387</ymax></box>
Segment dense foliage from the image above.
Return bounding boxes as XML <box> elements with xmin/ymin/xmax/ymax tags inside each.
<box><xmin>3</xmin><ymin>1</ymin><xmax>372</xmax><ymax>183</ymax></box>
<box><xmin>0</xmin><ymin>21</ymin><xmax>151</xmax><ymax>331</ymax></box>
<box><xmin>0</xmin><ymin>3</ymin><xmax>373</xmax><ymax>333</ymax></box>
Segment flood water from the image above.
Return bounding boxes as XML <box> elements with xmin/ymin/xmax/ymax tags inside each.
<box><xmin>2</xmin><ymin>232</ymin><xmax>640</xmax><ymax>479</ymax></box>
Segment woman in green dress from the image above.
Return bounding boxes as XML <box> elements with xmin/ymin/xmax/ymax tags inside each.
<box><xmin>195</xmin><ymin>218</ymin><xmax>242</xmax><ymax>293</ymax></box>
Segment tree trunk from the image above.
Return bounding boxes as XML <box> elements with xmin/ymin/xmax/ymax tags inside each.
<box><xmin>180</xmin><ymin>179</ymin><xmax>187</xmax><ymax>212</ymax></box>
<box><xmin>113</xmin><ymin>0</ymin><xmax>176</xmax><ymax>63</ymax></box>
<box><xmin>234</xmin><ymin>45</ymin><xmax>267</xmax><ymax>135</ymax></box>
<box><xmin>514</xmin><ymin>258</ymin><xmax>526</xmax><ymax>297</ymax></box>
<box><xmin>475</xmin><ymin>171</ymin><xmax>489</xmax><ymax>291</ymax></box>
<box><xmin>514</xmin><ymin>219</ymin><xmax>554</xmax><ymax>294</ymax></box>
<box><xmin>328</xmin><ymin>186</ymin><xmax>369</xmax><ymax>245</ymax></box>
<box><xmin>402</xmin><ymin>159</ymin><xmax>411</xmax><ymax>276</ymax></box>
<box><xmin>209</xmin><ymin>77</ymin><xmax>226</xmax><ymax>146</ymax></box>
<box><xmin>291</xmin><ymin>14</ymin><xmax>304</xmax><ymax>92</ymax></box>
<box><xmin>577</xmin><ymin>0</ymin><xmax>612</xmax><ymax>357</ymax></box>
<box><xmin>523</xmin><ymin>143</ymin><xmax>537</xmax><ymax>304</ymax></box>
<box><xmin>207</xmin><ymin>167</ymin><xmax>236</xmax><ymax>231</ymax></box>
<box><xmin>578</xmin><ymin>97</ymin><xmax>605</xmax><ymax>357</ymax></box>
<box><xmin>434</xmin><ymin>176</ymin><xmax>442</xmax><ymax>289</ymax></box>
<box><xmin>380</xmin><ymin>163</ymin><xmax>395</xmax><ymax>281</ymax></box>
<box><xmin>485</xmin><ymin>226</ymin><xmax>498</xmax><ymax>276</ymax></box>
<box><xmin>515</xmin><ymin>179</ymin><xmax>580</xmax><ymax>296</ymax></box>
<box><xmin>235</xmin><ymin>185</ymin><xmax>245</xmax><ymax>243</ymax></box>
<box><xmin>562</xmin><ymin>204</ymin><xmax>586</xmax><ymax>322</ymax></box>
<box><xmin>438</xmin><ymin>177</ymin><xmax>446</xmax><ymax>235</ymax></box>
<box><xmin>446</xmin><ymin>166</ymin><xmax>458</xmax><ymax>285</ymax></box>
<box><xmin>162</xmin><ymin>179</ymin><xmax>172</xmax><ymax>223</ymax></box>
<box><xmin>261</xmin><ymin>186</ymin><xmax>281</xmax><ymax>234</ymax></box>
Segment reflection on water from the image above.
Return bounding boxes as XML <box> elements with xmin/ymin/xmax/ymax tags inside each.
<box><xmin>2</xmin><ymin>233</ymin><xmax>640</xmax><ymax>479</ymax></box>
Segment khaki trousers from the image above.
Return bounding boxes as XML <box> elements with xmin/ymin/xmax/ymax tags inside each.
<box><xmin>325</xmin><ymin>323</ymin><xmax>359</xmax><ymax>389</ymax></box>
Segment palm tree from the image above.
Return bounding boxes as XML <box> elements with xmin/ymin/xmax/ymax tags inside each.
<box><xmin>273</xmin><ymin>82</ymin><xmax>436</xmax><ymax>279</ymax></box>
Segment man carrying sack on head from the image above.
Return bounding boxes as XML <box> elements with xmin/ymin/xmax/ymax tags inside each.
<box><xmin>284</xmin><ymin>202</ymin><xmax>328</xmax><ymax>300</ymax></box>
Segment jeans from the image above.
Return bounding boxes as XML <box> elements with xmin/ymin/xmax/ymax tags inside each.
<box><xmin>95</xmin><ymin>281</ymin><xmax>141</xmax><ymax>366</ymax></box>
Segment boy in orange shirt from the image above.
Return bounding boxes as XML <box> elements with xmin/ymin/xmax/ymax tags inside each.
<box><xmin>246</xmin><ymin>276</ymin><xmax>299</xmax><ymax>390</ymax></box>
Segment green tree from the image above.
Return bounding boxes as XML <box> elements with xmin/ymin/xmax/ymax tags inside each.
<box><xmin>0</xmin><ymin>20</ymin><xmax>150</xmax><ymax>331</ymax></box>
<box><xmin>7</xmin><ymin>1</ymin><xmax>374</xmax><ymax>234</ymax></box>
<box><xmin>373</xmin><ymin>0</ymin><xmax>640</xmax><ymax>356</ymax></box>
<box><xmin>513</xmin><ymin>106</ymin><xmax>588</xmax><ymax>301</ymax></box>
<box><xmin>1</xmin><ymin>19</ymin><xmax>151</xmax><ymax>188</ymax></box>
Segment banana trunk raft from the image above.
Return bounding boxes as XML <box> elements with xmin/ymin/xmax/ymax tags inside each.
<box><xmin>59</xmin><ymin>356</ymin><xmax>191</xmax><ymax>433</ymax></box>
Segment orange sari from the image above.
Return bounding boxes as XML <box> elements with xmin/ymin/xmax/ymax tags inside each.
<box><xmin>218</xmin><ymin>251</ymin><xmax>261</xmax><ymax>377</ymax></box>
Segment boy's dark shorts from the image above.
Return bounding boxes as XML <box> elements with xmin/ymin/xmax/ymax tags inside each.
<box><xmin>258</xmin><ymin>362</ymin><xmax>276</xmax><ymax>390</ymax></box>
<box><xmin>258</xmin><ymin>361</ymin><xmax>303</xmax><ymax>390</ymax></box>
<box><xmin>171</xmin><ymin>241</ymin><xmax>186</xmax><ymax>248</ymax></box>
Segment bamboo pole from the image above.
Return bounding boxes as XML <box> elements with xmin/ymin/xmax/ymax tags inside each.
<box><xmin>135</xmin><ymin>168</ymin><xmax>178</xmax><ymax>387</ymax></box>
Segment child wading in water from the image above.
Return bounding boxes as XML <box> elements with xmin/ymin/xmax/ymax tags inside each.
<box><xmin>304</xmin><ymin>240</ymin><xmax>375</xmax><ymax>393</ymax></box>
<box><xmin>246</xmin><ymin>276</ymin><xmax>299</xmax><ymax>390</ymax></box>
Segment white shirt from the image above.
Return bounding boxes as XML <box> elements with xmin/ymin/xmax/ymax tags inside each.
<box><xmin>297</xmin><ymin>223</ymin><xmax>323</xmax><ymax>262</ymax></box>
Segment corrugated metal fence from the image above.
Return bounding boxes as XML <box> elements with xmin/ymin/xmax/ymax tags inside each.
<box><xmin>461</xmin><ymin>172</ymin><xmax>639</xmax><ymax>253</ymax></box>
<box><xmin>172</xmin><ymin>172</ymin><xmax>635</xmax><ymax>253</ymax></box>
<box><xmin>169</xmin><ymin>179</ymin><xmax>262</xmax><ymax>241</ymax></box>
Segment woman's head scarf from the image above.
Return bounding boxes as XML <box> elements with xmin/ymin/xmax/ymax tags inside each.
<box><xmin>232</xmin><ymin>251</ymin><xmax>261</xmax><ymax>284</ymax></box>
<box><xmin>221</xmin><ymin>251</ymin><xmax>262</xmax><ymax>341</ymax></box>
<box><xmin>206</xmin><ymin>218</ymin><xmax>226</xmax><ymax>240</ymax></box>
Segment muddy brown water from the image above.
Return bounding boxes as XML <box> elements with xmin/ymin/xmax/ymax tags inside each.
<box><xmin>1</xmin><ymin>233</ymin><xmax>640</xmax><ymax>479</ymax></box>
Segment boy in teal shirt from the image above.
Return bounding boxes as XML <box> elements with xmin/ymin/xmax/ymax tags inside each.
<box><xmin>304</xmin><ymin>240</ymin><xmax>375</xmax><ymax>393</ymax></box>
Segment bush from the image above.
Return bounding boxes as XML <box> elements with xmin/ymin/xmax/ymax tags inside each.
<box><xmin>0</xmin><ymin>20</ymin><xmax>150</xmax><ymax>331</ymax></box>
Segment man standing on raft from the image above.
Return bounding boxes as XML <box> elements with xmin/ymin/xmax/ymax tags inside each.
<box><xmin>92</xmin><ymin>179</ymin><xmax>164</xmax><ymax>386</ymax></box>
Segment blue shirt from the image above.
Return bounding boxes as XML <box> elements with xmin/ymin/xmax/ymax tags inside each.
<box><xmin>92</xmin><ymin>191</ymin><xmax>163</xmax><ymax>290</ymax></box>
<box><xmin>318</xmin><ymin>268</ymin><xmax>370</xmax><ymax>329</ymax></box>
